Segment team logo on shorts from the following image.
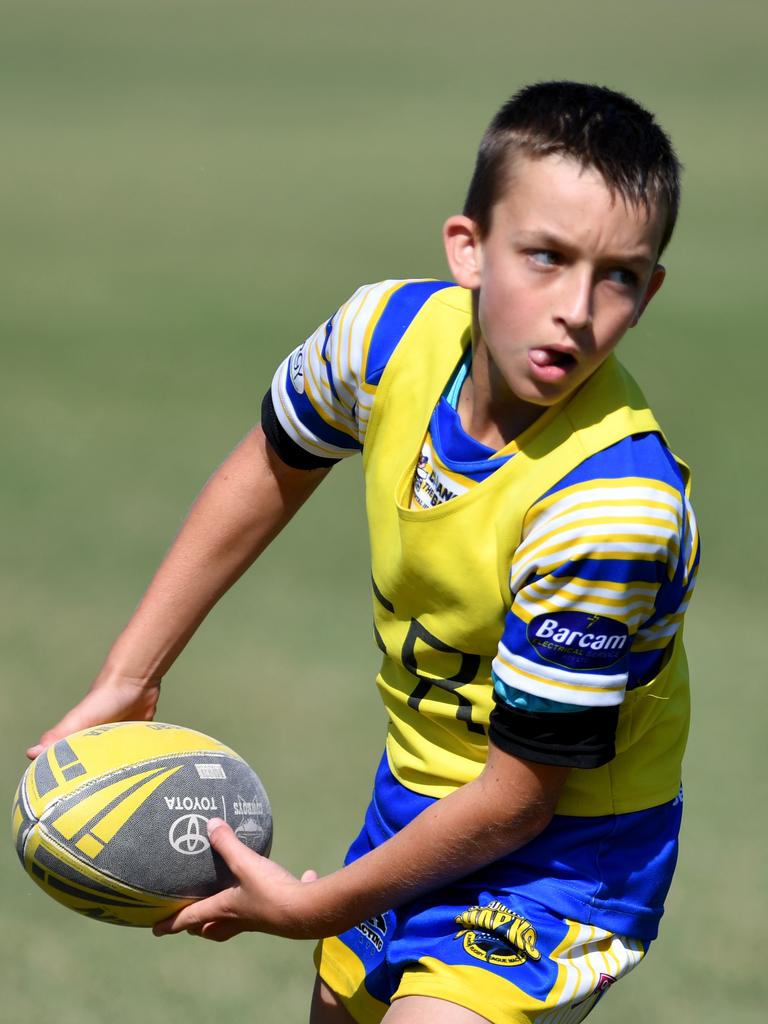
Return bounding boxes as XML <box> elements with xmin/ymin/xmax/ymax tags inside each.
<box><xmin>354</xmin><ymin>913</ymin><xmax>389</xmax><ymax>952</ymax></box>
<box><xmin>454</xmin><ymin>900</ymin><xmax>541</xmax><ymax>967</ymax></box>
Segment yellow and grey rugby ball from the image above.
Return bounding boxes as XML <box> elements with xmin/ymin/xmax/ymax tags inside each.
<box><xmin>11</xmin><ymin>722</ymin><xmax>272</xmax><ymax>927</ymax></box>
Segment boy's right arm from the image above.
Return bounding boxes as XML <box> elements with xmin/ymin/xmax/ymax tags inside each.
<box><xmin>26</xmin><ymin>425</ymin><xmax>331</xmax><ymax>759</ymax></box>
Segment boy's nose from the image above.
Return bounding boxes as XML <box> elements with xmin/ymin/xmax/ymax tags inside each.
<box><xmin>557</xmin><ymin>272</ymin><xmax>594</xmax><ymax>332</ymax></box>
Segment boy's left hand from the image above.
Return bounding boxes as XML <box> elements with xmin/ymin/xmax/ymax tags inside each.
<box><xmin>153</xmin><ymin>818</ymin><xmax>320</xmax><ymax>942</ymax></box>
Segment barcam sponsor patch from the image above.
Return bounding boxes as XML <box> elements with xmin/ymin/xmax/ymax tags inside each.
<box><xmin>527</xmin><ymin>611</ymin><xmax>629</xmax><ymax>671</ymax></box>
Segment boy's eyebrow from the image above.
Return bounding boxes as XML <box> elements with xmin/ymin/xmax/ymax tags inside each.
<box><xmin>513</xmin><ymin>230</ymin><xmax>656</xmax><ymax>269</ymax></box>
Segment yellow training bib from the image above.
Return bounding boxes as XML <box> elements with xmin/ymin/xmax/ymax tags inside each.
<box><xmin>362</xmin><ymin>286</ymin><xmax>690</xmax><ymax>815</ymax></box>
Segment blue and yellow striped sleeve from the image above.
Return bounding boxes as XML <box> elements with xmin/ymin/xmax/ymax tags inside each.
<box><xmin>268</xmin><ymin>283</ymin><xmax>379</xmax><ymax>461</ymax></box>
<box><xmin>493</xmin><ymin>435</ymin><xmax>699</xmax><ymax>712</ymax></box>
<box><xmin>265</xmin><ymin>279</ymin><xmax>455</xmax><ymax>466</ymax></box>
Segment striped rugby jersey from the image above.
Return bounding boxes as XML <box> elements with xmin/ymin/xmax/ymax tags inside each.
<box><xmin>269</xmin><ymin>279</ymin><xmax>699</xmax><ymax>720</ymax></box>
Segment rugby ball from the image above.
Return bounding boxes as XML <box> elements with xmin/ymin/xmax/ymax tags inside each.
<box><xmin>11</xmin><ymin>722</ymin><xmax>272</xmax><ymax>927</ymax></box>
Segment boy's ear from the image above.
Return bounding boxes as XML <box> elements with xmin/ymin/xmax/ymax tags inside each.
<box><xmin>632</xmin><ymin>264</ymin><xmax>666</xmax><ymax>326</ymax></box>
<box><xmin>443</xmin><ymin>215</ymin><xmax>483</xmax><ymax>289</ymax></box>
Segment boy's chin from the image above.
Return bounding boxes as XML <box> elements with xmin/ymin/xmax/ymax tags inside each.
<box><xmin>509</xmin><ymin>378</ymin><xmax>580</xmax><ymax>409</ymax></box>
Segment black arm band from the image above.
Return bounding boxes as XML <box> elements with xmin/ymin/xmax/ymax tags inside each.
<box><xmin>488</xmin><ymin>698</ymin><xmax>619</xmax><ymax>769</ymax></box>
<box><xmin>261</xmin><ymin>389</ymin><xmax>341</xmax><ymax>470</ymax></box>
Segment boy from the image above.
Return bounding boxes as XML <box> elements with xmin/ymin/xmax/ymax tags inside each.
<box><xmin>29</xmin><ymin>82</ymin><xmax>699</xmax><ymax>1023</ymax></box>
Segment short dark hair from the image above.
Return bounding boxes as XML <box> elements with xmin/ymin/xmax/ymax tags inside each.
<box><xmin>464</xmin><ymin>81</ymin><xmax>682</xmax><ymax>255</ymax></box>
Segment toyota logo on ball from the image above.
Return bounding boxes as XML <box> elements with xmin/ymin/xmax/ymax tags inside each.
<box><xmin>168</xmin><ymin>814</ymin><xmax>211</xmax><ymax>855</ymax></box>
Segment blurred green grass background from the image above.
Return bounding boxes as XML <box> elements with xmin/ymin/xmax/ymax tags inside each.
<box><xmin>2</xmin><ymin>1</ymin><xmax>765</xmax><ymax>1021</ymax></box>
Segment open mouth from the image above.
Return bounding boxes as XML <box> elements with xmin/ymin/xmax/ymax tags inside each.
<box><xmin>529</xmin><ymin>347</ymin><xmax>577</xmax><ymax>371</ymax></box>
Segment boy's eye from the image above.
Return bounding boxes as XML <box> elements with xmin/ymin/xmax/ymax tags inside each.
<box><xmin>528</xmin><ymin>249</ymin><xmax>561</xmax><ymax>267</ymax></box>
<box><xmin>606</xmin><ymin>267</ymin><xmax>639</xmax><ymax>287</ymax></box>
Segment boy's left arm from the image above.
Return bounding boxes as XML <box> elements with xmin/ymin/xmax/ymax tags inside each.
<box><xmin>154</xmin><ymin>742</ymin><xmax>568</xmax><ymax>942</ymax></box>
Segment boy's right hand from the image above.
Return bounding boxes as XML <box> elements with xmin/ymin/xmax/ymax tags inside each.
<box><xmin>25</xmin><ymin>673</ymin><xmax>161</xmax><ymax>760</ymax></box>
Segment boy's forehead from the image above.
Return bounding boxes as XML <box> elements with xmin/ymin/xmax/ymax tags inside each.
<box><xmin>493</xmin><ymin>152</ymin><xmax>665</xmax><ymax>259</ymax></box>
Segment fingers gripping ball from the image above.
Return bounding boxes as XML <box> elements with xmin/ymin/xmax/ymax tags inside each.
<box><xmin>11</xmin><ymin>722</ymin><xmax>272</xmax><ymax>927</ymax></box>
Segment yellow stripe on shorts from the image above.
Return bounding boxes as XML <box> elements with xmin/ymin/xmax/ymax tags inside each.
<box><xmin>314</xmin><ymin>936</ymin><xmax>389</xmax><ymax>1024</ymax></box>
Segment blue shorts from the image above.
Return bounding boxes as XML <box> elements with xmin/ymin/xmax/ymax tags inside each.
<box><xmin>315</xmin><ymin>755</ymin><xmax>681</xmax><ymax>1023</ymax></box>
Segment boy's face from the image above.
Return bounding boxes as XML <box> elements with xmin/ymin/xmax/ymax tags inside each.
<box><xmin>444</xmin><ymin>153</ymin><xmax>666</xmax><ymax>412</ymax></box>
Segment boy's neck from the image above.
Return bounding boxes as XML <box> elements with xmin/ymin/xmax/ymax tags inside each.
<box><xmin>457</xmin><ymin>339</ymin><xmax>547</xmax><ymax>449</ymax></box>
